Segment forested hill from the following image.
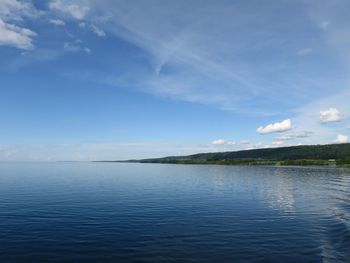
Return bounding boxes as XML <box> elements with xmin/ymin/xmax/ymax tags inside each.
<box><xmin>130</xmin><ymin>143</ymin><xmax>350</xmax><ymax>165</ymax></box>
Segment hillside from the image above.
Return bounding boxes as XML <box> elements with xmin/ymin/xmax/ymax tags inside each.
<box><xmin>131</xmin><ymin>143</ymin><xmax>350</xmax><ymax>166</ymax></box>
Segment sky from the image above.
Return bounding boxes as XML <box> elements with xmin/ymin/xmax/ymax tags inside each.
<box><xmin>1</xmin><ymin>0</ymin><xmax>350</xmax><ymax>161</ymax></box>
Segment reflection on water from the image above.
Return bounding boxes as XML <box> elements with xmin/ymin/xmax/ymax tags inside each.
<box><xmin>319</xmin><ymin>168</ymin><xmax>350</xmax><ymax>262</ymax></box>
<box><xmin>263</xmin><ymin>167</ymin><xmax>296</xmax><ymax>213</ymax></box>
<box><xmin>0</xmin><ymin>163</ymin><xmax>349</xmax><ymax>262</ymax></box>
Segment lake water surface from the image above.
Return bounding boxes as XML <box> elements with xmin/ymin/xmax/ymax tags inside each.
<box><xmin>0</xmin><ymin>162</ymin><xmax>349</xmax><ymax>262</ymax></box>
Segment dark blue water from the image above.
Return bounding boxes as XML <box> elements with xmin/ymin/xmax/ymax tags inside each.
<box><xmin>0</xmin><ymin>163</ymin><xmax>349</xmax><ymax>262</ymax></box>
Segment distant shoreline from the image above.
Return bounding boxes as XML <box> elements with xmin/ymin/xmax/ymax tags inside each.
<box><xmin>96</xmin><ymin>159</ymin><xmax>350</xmax><ymax>167</ymax></box>
<box><xmin>95</xmin><ymin>143</ymin><xmax>350</xmax><ymax>167</ymax></box>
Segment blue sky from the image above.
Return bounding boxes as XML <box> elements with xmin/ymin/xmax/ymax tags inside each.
<box><xmin>1</xmin><ymin>0</ymin><xmax>350</xmax><ymax>161</ymax></box>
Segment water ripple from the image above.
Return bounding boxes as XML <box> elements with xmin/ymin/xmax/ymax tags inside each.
<box><xmin>0</xmin><ymin>163</ymin><xmax>349</xmax><ymax>262</ymax></box>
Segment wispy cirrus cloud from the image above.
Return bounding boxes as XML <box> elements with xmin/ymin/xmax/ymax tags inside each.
<box><xmin>297</xmin><ymin>48</ymin><xmax>312</xmax><ymax>56</ymax></box>
<box><xmin>4</xmin><ymin>0</ymin><xmax>350</xmax><ymax>118</ymax></box>
<box><xmin>90</xmin><ymin>24</ymin><xmax>106</xmax><ymax>37</ymax></box>
<box><xmin>79</xmin><ymin>0</ymin><xmax>341</xmax><ymax>114</ymax></box>
<box><xmin>60</xmin><ymin>0</ymin><xmax>349</xmax><ymax>120</ymax></box>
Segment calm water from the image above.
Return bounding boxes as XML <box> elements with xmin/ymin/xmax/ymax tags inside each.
<box><xmin>0</xmin><ymin>163</ymin><xmax>349</xmax><ymax>262</ymax></box>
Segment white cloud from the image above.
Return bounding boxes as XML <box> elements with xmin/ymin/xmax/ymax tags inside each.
<box><xmin>275</xmin><ymin>131</ymin><xmax>313</xmax><ymax>142</ymax></box>
<box><xmin>78</xmin><ymin>22</ymin><xmax>86</xmax><ymax>28</ymax></box>
<box><xmin>320</xmin><ymin>107</ymin><xmax>342</xmax><ymax>123</ymax></box>
<box><xmin>90</xmin><ymin>24</ymin><xmax>106</xmax><ymax>37</ymax></box>
<box><xmin>295</xmin><ymin>131</ymin><xmax>313</xmax><ymax>138</ymax></box>
<box><xmin>0</xmin><ymin>18</ymin><xmax>37</xmax><ymax>50</ymax></box>
<box><xmin>272</xmin><ymin>133</ymin><xmax>307</xmax><ymax>146</ymax></box>
<box><xmin>335</xmin><ymin>134</ymin><xmax>348</xmax><ymax>143</ymax></box>
<box><xmin>63</xmin><ymin>42</ymin><xmax>80</xmax><ymax>52</ymax></box>
<box><xmin>277</xmin><ymin>134</ymin><xmax>294</xmax><ymax>141</ymax></box>
<box><xmin>212</xmin><ymin>139</ymin><xmax>235</xmax><ymax>146</ymax></box>
<box><xmin>49</xmin><ymin>0</ymin><xmax>89</xmax><ymax>20</ymax></box>
<box><xmin>254</xmin><ymin>142</ymin><xmax>264</xmax><ymax>148</ymax></box>
<box><xmin>49</xmin><ymin>19</ymin><xmax>65</xmax><ymax>26</ymax></box>
<box><xmin>0</xmin><ymin>0</ymin><xmax>39</xmax><ymax>50</ymax></box>
<box><xmin>272</xmin><ymin>140</ymin><xmax>284</xmax><ymax>146</ymax></box>
<box><xmin>291</xmin><ymin>90</ymin><xmax>350</xmax><ymax>145</ymax></box>
<box><xmin>212</xmin><ymin>139</ymin><xmax>226</xmax><ymax>145</ymax></box>
<box><xmin>257</xmin><ymin>119</ymin><xmax>292</xmax><ymax>134</ymax></box>
<box><xmin>63</xmin><ymin>40</ymin><xmax>90</xmax><ymax>54</ymax></box>
<box><xmin>297</xmin><ymin>48</ymin><xmax>312</xmax><ymax>56</ymax></box>
<box><xmin>0</xmin><ymin>0</ymin><xmax>41</xmax><ymax>21</ymax></box>
<box><xmin>239</xmin><ymin>140</ymin><xmax>250</xmax><ymax>145</ymax></box>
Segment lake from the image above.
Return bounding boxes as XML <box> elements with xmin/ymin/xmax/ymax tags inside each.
<box><xmin>0</xmin><ymin>162</ymin><xmax>349</xmax><ymax>262</ymax></box>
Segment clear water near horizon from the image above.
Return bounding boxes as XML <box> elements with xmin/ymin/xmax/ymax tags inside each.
<box><xmin>0</xmin><ymin>162</ymin><xmax>349</xmax><ymax>262</ymax></box>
